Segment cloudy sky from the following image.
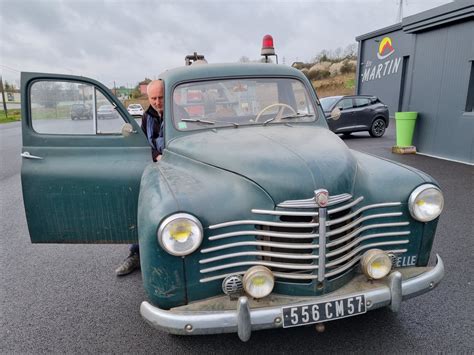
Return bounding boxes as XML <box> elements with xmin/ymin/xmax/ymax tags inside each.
<box><xmin>1</xmin><ymin>0</ymin><xmax>452</xmax><ymax>88</ymax></box>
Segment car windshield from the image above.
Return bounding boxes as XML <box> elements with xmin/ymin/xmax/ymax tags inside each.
<box><xmin>98</xmin><ymin>105</ymin><xmax>113</xmax><ymax>111</ymax></box>
<box><xmin>173</xmin><ymin>78</ymin><xmax>317</xmax><ymax>131</ymax></box>
<box><xmin>129</xmin><ymin>104</ymin><xmax>141</xmax><ymax>109</ymax></box>
<box><xmin>320</xmin><ymin>97</ymin><xmax>341</xmax><ymax>111</ymax></box>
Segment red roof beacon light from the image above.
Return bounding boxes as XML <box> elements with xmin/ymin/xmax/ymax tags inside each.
<box><xmin>261</xmin><ymin>34</ymin><xmax>278</xmax><ymax>64</ymax></box>
<box><xmin>261</xmin><ymin>35</ymin><xmax>275</xmax><ymax>56</ymax></box>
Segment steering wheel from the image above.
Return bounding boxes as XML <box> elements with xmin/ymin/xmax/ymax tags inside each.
<box><xmin>255</xmin><ymin>103</ymin><xmax>297</xmax><ymax>122</ymax></box>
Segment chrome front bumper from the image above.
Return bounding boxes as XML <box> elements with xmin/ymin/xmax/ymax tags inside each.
<box><xmin>140</xmin><ymin>255</ymin><xmax>444</xmax><ymax>342</ymax></box>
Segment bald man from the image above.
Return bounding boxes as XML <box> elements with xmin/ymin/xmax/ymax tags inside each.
<box><xmin>115</xmin><ymin>79</ymin><xmax>165</xmax><ymax>276</ymax></box>
<box><xmin>142</xmin><ymin>80</ymin><xmax>165</xmax><ymax>162</ymax></box>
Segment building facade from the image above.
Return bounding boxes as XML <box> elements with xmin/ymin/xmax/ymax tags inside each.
<box><xmin>356</xmin><ymin>1</ymin><xmax>473</xmax><ymax>164</ymax></box>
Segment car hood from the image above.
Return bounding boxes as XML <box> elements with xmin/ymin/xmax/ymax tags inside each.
<box><xmin>166</xmin><ymin>125</ymin><xmax>357</xmax><ymax>203</ymax></box>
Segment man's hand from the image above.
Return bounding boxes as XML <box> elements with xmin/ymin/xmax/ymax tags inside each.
<box><xmin>157</xmin><ymin>154</ymin><xmax>162</xmax><ymax>161</ymax></box>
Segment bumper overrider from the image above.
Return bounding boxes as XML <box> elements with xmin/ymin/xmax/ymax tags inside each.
<box><xmin>140</xmin><ymin>255</ymin><xmax>444</xmax><ymax>342</ymax></box>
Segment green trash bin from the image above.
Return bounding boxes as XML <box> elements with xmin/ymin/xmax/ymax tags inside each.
<box><xmin>395</xmin><ymin>112</ymin><xmax>418</xmax><ymax>147</ymax></box>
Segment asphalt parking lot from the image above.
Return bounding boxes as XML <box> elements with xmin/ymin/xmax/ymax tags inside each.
<box><xmin>1</xmin><ymin>119</ymin><xmax>473</xmax><ymax>353</ymax></box>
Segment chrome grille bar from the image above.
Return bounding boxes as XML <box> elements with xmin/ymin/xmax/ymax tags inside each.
<box><xmin>326</xmin><ymin>212</ymin><xmax>404</xmax><ymax>237</ymax></box>
<box><xmin>200</xmin><ymin>260</ymin><xmax>319</xmax><ymax>274</ymax></box>
<box><xmin>317</xmin><ymin>206</ymin><xmax>327</xmax><ymax>282</ymax></box>
<box><xmin>199</xmin><ymin>192</ymin><xmax>410</xmax><ymax>285</ymax></box>
<box><xmin>328</xmin><ymin>196</ymin><xmax>364</xmax><ymax>215</ymax></box>
<box><xmin>327</xmin><ymin>202</ymin><xmax>402</xmax><ymax>226</ymax></box>
<box><xmin>327</xmin><ymin>222</ymin><xmax>409</xmax><ymax>247</ymax></box>
<box><xmin>200</xmin><ymin>250</ymin><xmax>318</xmax><ymax>264</ymax></box>
<box><xmin>277</xmin><ymin>193</ymin><xmax>352</xmax><ymax>209</ymax></box>
<box><xmin>201</xmin><ymin>240</ymin><xmax>318</xmax><ymax>254</ymax></box>
<box><xmin>326</xmin><ymin>240</ymin><xmax>409</xmax><ymax>267</ymax></box>
<box><xmin>251</xmin><ymin>209</ymin><xmax>319</xmax><ymax>217</ymax></box>
<box><xmin>327</xmin><ymin>231</ymin><xmax>410</xmax><ymax>258</ymax></box>
<box><xmin>200</xmin><ymin>272</ymin><xmax>247</xmax><ymax>283</ymax></box>
<box><xmin>209</xmin><ymin>220</ymin><xmax>318</xmax><ymax>230</ymax></box>
<box><xmin>209</xmin><ymin>230</ymin><xmax>318</xmax><ymax>241</ymax></box>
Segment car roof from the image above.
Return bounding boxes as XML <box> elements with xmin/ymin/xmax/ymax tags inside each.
<box><xmin>321</xmin><ymin>96</ymin><xmax>343</xmax><ymax>100</ymax></box>
<box><xmin>159</xmin><ymin>63</ymin><xmax>307</xmax><ymax>85</ymax></box>
<box><xmin>342</xmin><ymin>95</ymin><xmax>378</xmax><ymax>99</ymax></box>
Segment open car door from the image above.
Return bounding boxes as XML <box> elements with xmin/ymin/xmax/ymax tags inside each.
<box><xmin>21</xmin><ymin>72</ymin><xmax>150</xmax><ymax>243</ymax></box>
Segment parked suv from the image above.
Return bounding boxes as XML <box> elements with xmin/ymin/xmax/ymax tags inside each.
<box><xmin>70</xmin><ymin>103</ymin><xmax>92</xmax><ymax>120</ymax></box>
<box><xmin>321</xmin><ymin>95</ymin><xmax>389</xmax><ymax>137</ymax></box>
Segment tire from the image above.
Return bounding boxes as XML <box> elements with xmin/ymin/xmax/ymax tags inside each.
<box><xmin>369</xmin><ymin>118</ymin><xmax>386</xmax><ymax>137</ymax></box>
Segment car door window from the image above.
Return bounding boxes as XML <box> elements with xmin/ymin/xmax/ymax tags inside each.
<box><xmin>337</xmin><ymin>99</ymin><xmax>353</xmax><ymax>110</ymax></box>
<box><xmin>96</xmin><ymin>90</ymin><xmax>124</xmax><ymax>134</ymax></box>
<box><xmin>30</xmin><ymin>80</ymin><xmax>126</xmax><ymax>135</ymax></box>
<box><xmin>292</xmin><ymin>81</ymin><xmax>315</xmax><ymax>115</ymax></box>
<box><xmin>354</xmin><ymin>98</ymin><xmax>370</xmax><ymax>108</ymax></box>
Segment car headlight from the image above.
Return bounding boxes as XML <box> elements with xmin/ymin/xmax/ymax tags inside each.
<box><xmin>157</xmin><ymin>213</ymin><xmax>203</xmax><ymax>256</ymax></box>
<box><xmin>408</xmin><ymin>184</ymin><xmax>444</xmax><ymax>222</ymax></box>
<box><xmin>242</xmin><ymin>266</ymin><xmax>274</xmax><ymax>298</ymax></box>
<box><xmin>360</xmin><ymin>249</ymin><xmax>392</xmax><ymax>279</ymax></box>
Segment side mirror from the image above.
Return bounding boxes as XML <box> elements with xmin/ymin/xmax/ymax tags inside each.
<box><xmin>330</xmin><ymin>107</ymin><xmax>341</xmax><ymax>121</ymax></box>
<box><xmin>121</xmin><ymin>123</ymin><xmax>136</xmax><ymax>137</ymax></box>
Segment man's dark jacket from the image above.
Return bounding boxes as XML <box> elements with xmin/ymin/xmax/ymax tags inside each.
<box><xmin>141</xmin><ymin>106</ymin><xmax>164</xmax><ymax>162</ymax></box>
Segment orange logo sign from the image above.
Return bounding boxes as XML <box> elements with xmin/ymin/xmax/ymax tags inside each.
<box><xmin>377</xmin><ymin>37</ymin><xmax>395</xmax><ymax>60</ymax></box>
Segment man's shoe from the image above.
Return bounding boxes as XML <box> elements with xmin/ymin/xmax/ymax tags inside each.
<box><xmin>115</xmin><ymin>253</ymin><xmax>140</xmax><ymax>276</ymax></box>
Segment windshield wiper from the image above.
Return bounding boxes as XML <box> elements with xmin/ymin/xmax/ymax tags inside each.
<box><xmin>280</xmin><ymin>113</ymin><xmax>315</xmax><ymax>120</ymax></box>
<box><xmin>181</xmin><ymin>118</ymin><xmax>215</xmax><ymax>125</ymax></box>
<box><xmin>181</xmin><ymin>118</ymin><xmax>240</xmax><ymax>128</ymax></box>
<box><xmin>263</xmin><ymin>113</ymin><xmax>315</xmax><ymax>126</ymax></box>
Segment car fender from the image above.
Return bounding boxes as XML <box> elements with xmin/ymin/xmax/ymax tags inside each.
<box><xmin>138</xmin><ymin>150</ymin><xmax>275</xmax><ymax>308</ymax></box>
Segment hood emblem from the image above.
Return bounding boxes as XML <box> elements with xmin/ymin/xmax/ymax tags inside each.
<box><xmin>314</xmin><ymin>189</ymin><xmax>329</xmax><ymax>208</ymax></box>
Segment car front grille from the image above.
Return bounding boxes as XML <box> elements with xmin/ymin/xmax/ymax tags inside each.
<box><xmin>199</xmin><ymin>192</ymin><xmax>410</xmax><ymax>286</ymax></box>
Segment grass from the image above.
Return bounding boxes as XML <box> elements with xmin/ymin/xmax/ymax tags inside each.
<box><xmin>0</xmin><ymin>109</ymin><xmax>21</xmax><ymax>123</ymax></box>
<box><xmin>312</xmin><ymin>73</ymin><xmax>356</xmax><ymax>98</ymax></box>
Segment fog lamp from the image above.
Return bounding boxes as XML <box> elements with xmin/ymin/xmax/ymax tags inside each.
<box><xmin>361</xmin><ymin>249</ymin><xmax>392</xmax><ymax>280</ymax></box>
<box><xmin>409</xmin><ymin>184</ymin><xmax>444</xmax><ymax>222</ymax></box>
<box><xmin>157</xmin><ymin>213</ymin><xmax>203</xmax><ymax>256</ymax></box>
<box><xmin>242</xmin><ymin>266</ymin><xmax>274</xmax><ymax>298</ymax></box>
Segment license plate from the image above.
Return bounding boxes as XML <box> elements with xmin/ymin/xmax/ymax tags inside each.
<box><xmin>282</xmin><ymin>295</ymin><xmax>366</xmax><ymax>328</ymax></box>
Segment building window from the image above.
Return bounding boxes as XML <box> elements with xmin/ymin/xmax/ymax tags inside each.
<box><xmin>466</xmin><ymin>61</ymin><xmax>474</xmax><ymax>112</ymax></box>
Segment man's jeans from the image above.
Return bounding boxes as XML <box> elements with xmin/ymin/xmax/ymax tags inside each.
<box><xmin>129</xmin><ymin>244</ymin><xmax>139</xmax><ymax>255</ymax></box>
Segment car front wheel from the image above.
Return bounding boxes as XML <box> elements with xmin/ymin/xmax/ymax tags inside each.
<box><xmin>369</xmin><ymin>118</ymin><xmax>386</xmax><ymax>137</ymax></box>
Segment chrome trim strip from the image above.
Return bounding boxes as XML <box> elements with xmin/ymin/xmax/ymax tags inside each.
<box><xmin>327</xmin><ymin>231</ymin><xmax>411</xmax><ymax>258</ymax></box>
<box><xmin>327</xmin><ymin>196</ymin><xmax>364</xmax><ymax>215</ymax></box>
<box><xmin>209</xmin><ymin>230</ymin><xmax>318</xmax><ymax>241</ymax></box>
<box><xmin>200</xmin><ymin>260</ymin><xmax>319</xmax><ymax>274</ymax></box>
<box><xmin>200</xmin><ymin>251</ymin><xmax>318</xmax><ymax>264</ymax></box>
<box><xmin>327</xmin><ymin>222</ymin><xmax>409</xmax><ymax>247</ymax></box>
<box><xmin>209</xmin><ymin>220</ymin><xmax>318</xmax><ymax>230</ymax></box>
<box><xmin>326</xmin><ymin>241</ymin><xmax>409</xmax><ymax>268</ymax></box>
<box><xmin>277</xmin><ymin>193</ymin><xmax>352</xmax><ymax>209</ymax></box>
<box><xmin>327</xmin><ymin>194</ymin><xmax>353</xmax><ymax>205</ymax></box>
<box><xmin>201</xmin><ymin>240</ymin><xmax>318</xmax><ymax>254</ymax></box>
<box><xmin>141</xmin><ymin>256</ymin><xmax>445</xmax><ymax>338</ymax></box>
<box><xmin>317</xmin><ymin>207</ymin><xmax>327</xmax><ymax>282</ymax></box>
<box><xmin>251</xmin><ymin>209</ymin><xmax>318</xmax><ymax>217</ymax></box>
<box><xmin>325</xmin><ymin>248</ymin><xmax>407</xmax><ymax>277</ymax></box>
<box><xmin>327</xmin><ymin>203</ymin><xmax>402</xmax><ymax>226</ymax></box>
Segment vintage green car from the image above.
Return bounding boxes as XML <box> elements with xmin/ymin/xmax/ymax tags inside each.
<box><xmin>21</xmin><ymin>63</ymin><xmax>444</xmax><ymax>342</ymax></box>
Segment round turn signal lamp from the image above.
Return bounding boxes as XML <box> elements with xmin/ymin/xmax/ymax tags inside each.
<box><xmin>360</xmin><ymin>249</ymin><xmax>392</xmax><ymax>280</ymax></box>
<box><xmin>242</xmin><ymin>266</ymin><xmax>274</xmax><ymax>299</ymax></box>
